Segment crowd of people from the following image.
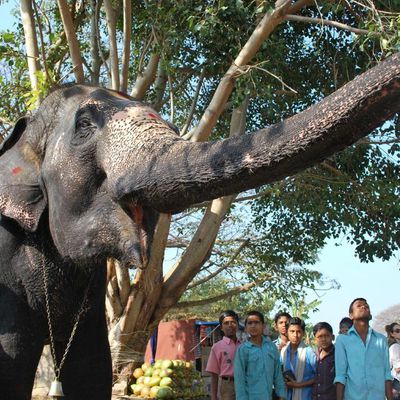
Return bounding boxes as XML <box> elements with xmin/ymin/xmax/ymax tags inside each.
<box><xmin>205</xmin><ymin>298</ymin><xmax>400</xmax><ymax>400</ymax></box>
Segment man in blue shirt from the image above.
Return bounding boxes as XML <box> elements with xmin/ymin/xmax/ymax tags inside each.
<box><xmin>334</xmin><ymin>297</ymin><xmax>393</xmax><ymax>400</ymax></box>
<box><xmin>234</xmin><ymin>310</ymin><xmax>286</xmax><ymax>400</ymax></box>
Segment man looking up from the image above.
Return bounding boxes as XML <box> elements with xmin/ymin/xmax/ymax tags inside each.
<box><xmin>273</xmin><ymin>311</ymin><xmax>292</xmax><ymax>351</ymax></box>
<box><xmin>334</xmin><ymin>298</ymin><xmax>393</xmax><ymax>400</ymax></box>
<box><xmin>234</xmin><ymin>310</ymin><xmax>286</xmax><ymax>400</ymax></box>
<box><xmin>206</xmin><ymin>310</ymin><xmax>240</xmax><ymax>400</ymax></box>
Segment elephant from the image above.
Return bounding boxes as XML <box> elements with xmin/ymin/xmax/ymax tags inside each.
<box><xmin>0</xmin><ymin>54</ymin><xmax>398</xmax><ymax>399</ymax></box>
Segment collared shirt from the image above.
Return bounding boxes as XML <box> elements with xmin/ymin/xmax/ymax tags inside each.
<box><xmin>234</xmin><ymin>336</ymin><xmax>286</xmax><ymax>400</ymax></box>
<box><xmin>283</xmin><ymin>344</ymin><xmax>316</xmax><ymax>400</ymax></box>
<box><xmin>334</xmin><ymin>325</ymin><xmax>392</xmax><ymax>400</ymax></box>
<box><xmin>312</xmin><ymin>346</ymin><xmax>335</xmax><ymax>400</ymax></box>
<box><xmin>205</xmin><ymin>336</ymin><xmax>241</xmax><ymax>377</ymax></box>
<box><xmin>274</xmin><ymin>337</ymin><xmax>284</xmax><ymax>348</ymax></box>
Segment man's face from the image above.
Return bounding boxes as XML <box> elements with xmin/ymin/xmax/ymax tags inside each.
<box><xmin>315</xmin><ymin>328</ymin><xmax>333</xmax><ymax>351</ymax></box>
<box><xmin>221</xmin><ymin>316</ymin><xmax>238</xmax><ymax>338</ymax></box>
<box><xmin>350</xmin><ymin>299</ymin><xmax>372</xmax><ymax>321</ymax></box>
<box><xmin>339</xmin><ymin>325</ymin><xmax>350</xmax><ymax>335</ymax></box>
<box><xmin>245</xmin><ymin>315</ymin><xmax>264</xmax><ymax>338</ymax></box>
<box><xmin>288</xmin><ymin>324</ymin><xmax>304</xmax><ymax>346</ymax></box>
<box><xmin>275</xmin><ymin>316</ymin><xmax>289</xmax><ymax>336</ymax></box>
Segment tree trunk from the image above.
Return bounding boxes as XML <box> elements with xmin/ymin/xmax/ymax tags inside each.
<box><xmin>57</xmin><ymin>0</ymin><xmax>85</xmax><ymax>83</ymax></box>
<box><xmin>104</xmin><ymin>0</ymin><xmax>120</xmax><ymax>90</ymax></box>
<box><xmin>20</xmin><ymin>0</ymin><xmax>41</xmax><ymax>94</ymax></box>
<box><xmin>120</xmin><ymin>0</ymin><xmax>132</xmax><ymax>93</ymax></box>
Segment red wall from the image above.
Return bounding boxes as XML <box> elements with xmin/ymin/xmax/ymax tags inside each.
<box><xmin>144</xmin><ymin>319</ymin><xmax>197</xmax><ymax>362</ymax></box>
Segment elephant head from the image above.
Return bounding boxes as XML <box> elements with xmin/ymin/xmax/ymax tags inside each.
<box><xmin>0</xmin><ymin>85</ymin><xmax>173</xmax><ymax>268</ymax></box>
<box><xmin>0</xmin><ymin>52</ymin><xmax>398</xmax><ymax>268</ymax></box>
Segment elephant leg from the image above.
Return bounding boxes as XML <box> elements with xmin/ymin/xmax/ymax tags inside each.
<box><xmin>0</xmin><ymin>295</ymin><xmax>44</xmax><ymax>400</ymax></box>
<box><xmin>56</xmin><ymin>313</ymin><xmax>112</xmax><ymax>399</ymax></box>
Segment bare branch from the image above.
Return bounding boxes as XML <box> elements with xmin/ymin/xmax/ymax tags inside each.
<box><xmin>285</xmin><ymin>14</ymin><xmax>372</xmax><ymax>35</ymax></box>
<box><xmin>90</xmin><ymin>0</ymin><xmax>102</xmax><ymax>84</ymax></box>
<box><xmin>174</xmin><ymin>279</ymin><xmax>271</xmax><ymax>309</ymax></box>
<box><xmin>120</xmin><ymin>0</ymin><xmax>132</xmax><ymax>93</ymax></box>
<box><xmin>187</xmin><ymin>239</ymin><xmax>250</xmax><ymax>290</ymax></box>
<box><xmin>130</xmin><ymin>52</ymin><xmax>160</xmax><ymax>100</ymax></box>
<box><xmin>20</xmin><ymin>0</ymin><xmax>41</xmax><ymax>93</ymax></box>
<box><xmin>32</xmin><ymin>1</ymin><xmax>52</xmax><ymax>85</ymax></box>
<box><xmin>181</xmin><ymin>68</ymin><xmax>206</xmax><ymax>136</ymax></box>
<box><xmin>104</xmin><ymin>0</ymin><xmax>120</xmax><ymax>90</ymax></box>
<box><xmin>57</xmin><ymin>0</ymin><xmax>84</xmax><ymax>83</ymax></box>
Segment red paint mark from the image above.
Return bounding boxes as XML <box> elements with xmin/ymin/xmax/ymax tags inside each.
<box><xmin>12</xmin><ymin>166</ymin><xmax>22</xmax><ymax>175</ymax></box>
<box><xmin>147</xmin><ymin>113</ymin><xmax>158</xmax><ymax>119</ymax></box>
<box><xmin>116</xmin><ymin>91</ymin><xmax>131</xmax><ymax>99</ymax></box>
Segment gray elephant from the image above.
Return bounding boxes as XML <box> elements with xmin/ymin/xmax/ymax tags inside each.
<box><xmin>0</xmin><ymin>54</ymin><xmax>398</xmax><ymax>400</ymax></box>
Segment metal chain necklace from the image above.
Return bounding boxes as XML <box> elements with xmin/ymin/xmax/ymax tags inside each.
<box><xmin>40</xmin><ymin>249</ymin><xmax>94</xmax><ymax>399</ymax></box>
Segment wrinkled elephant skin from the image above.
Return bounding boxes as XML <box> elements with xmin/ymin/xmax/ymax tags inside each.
<box><xmin>0</xmin><ymin>85</ymin><xmax>173</xmax><ymax>400</ymax></box>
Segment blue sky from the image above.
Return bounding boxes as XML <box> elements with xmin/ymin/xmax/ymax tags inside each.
<box><xmin>1</xmin><ymin>1</ymin><xmax>399</xmax><ymax>332</ymax></box>
<box><xmin>306</xmin><ymin>239</ymin><xmax>399</xmax><ymax>333</ymax></box>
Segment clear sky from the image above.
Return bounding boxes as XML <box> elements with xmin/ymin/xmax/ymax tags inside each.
<box><xmin>1</xmin><ymin>1</ymin><xmax>399</xmax><ymax>333</ymax></box>
<box><xmin>306</xmin><ymin>238</ymin><xmax>399</xmax><ymax>333</ymax></box>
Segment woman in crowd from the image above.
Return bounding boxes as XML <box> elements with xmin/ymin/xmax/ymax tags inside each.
<box><xmin>386</xmin><ymin>322</ymin><xmax>400</xmax><ymax>400</ymax></box>
<box><xmin>281</xmin><ymin>317</ymin><xmax>316</xmax><ymax>400</ymax></box>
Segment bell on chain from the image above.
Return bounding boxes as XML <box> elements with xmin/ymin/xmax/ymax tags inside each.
<box><xmin>48</xmin><ymin>379</ymin><xmax>64</xmax><ymax>398</ymax></box>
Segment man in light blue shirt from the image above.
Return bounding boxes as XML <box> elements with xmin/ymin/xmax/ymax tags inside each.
<box><xmin>234</xmin><ymin>310</ymin><xmax>286</xmax><ymax>400</ymax></box>
<box><xmin>334</xmin><ymin>297</ymin><xmax>393</xmax><ymax>400</ymax></box>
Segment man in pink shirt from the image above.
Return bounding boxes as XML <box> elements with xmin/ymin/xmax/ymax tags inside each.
<box><xmin>206</xmin><ymin>310</ymin><xmax>241</xmax><ymax>400</ymax></box>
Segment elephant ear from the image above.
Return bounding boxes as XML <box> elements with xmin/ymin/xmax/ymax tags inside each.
<box><xmin>0</xmin><ymin>117</ymin><xmax>47</xmax><ymax>232</ymax></box>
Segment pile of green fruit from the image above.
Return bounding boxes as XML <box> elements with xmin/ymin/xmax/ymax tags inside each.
<box><xmin>128</xmin><ymin>359</ymin><xmax>208</xmax><ymax>399</ymax></box>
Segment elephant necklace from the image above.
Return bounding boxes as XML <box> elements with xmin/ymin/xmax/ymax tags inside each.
<box><xmin>38</xmin><ymin>249</ymin><xmax>94</xmax><ymax>399</ymax></box>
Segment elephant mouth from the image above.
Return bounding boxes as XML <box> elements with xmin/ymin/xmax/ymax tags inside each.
<box><xmin>119</xmin><ymin>197</ymin><xmax>158</xmax><ymax>269</ymax></box>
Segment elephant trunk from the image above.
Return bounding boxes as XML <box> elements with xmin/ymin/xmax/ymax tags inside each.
<box><xmin>117</xmin><ymin>52</ymin><xmax>400</xmax><ymax>213</ymax></box>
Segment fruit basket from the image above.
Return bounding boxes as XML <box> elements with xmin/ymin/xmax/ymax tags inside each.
<box><xmin>124</xmin><ymin>359</ymin><xmax>209</xmax><ymax>399</ymax></box>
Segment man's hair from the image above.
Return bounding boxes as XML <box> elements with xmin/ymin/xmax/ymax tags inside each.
<box><xmin>219</xmin><ymin>310</ymin><xmax>239</xmax><ymax>325</ymax></box>
<box><xmin>274</xmin><ymin>311</ymin><xmax>292</xmax><ymax>324</ymax></box>
<box><xmin>339</xmin><ymin>317</ymin><xmax>353</xmax><ymax>330</ymax></box>
<box><xmin>348</xmin><ymin>297</ymin><xmax>368</xmax><ymax>314</ymax></box>
<box><xmin>385</xmin><ymin>322</ymin><xmax>400</xmax><ymax>346</ymax></box>
<box><xmin>287</xmin><ymin>317</ymin><xmax>305</xmax><ymax>332</ymax></box>
<box><xmin>245</xmin><ymin>310</ymin><xmax>265</xmax><ymax>325</ymax></box>
<box><xmin>313</xmin><ymin>322</ymin><xmax>333</xmax><ymax>336</ymax></box>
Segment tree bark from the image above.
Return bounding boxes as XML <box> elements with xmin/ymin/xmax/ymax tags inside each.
<box><xmin>20</xmin><ymin>0</ymin><xmax>41</xmax><ymax>93</ymax></box>
<box><xmin>90</xmin><ymin>0</ymin><xmax>102</xmax><ymax>84</ymax></box>
<box><xmin>130</xmin><ymin>52</ymin><xmax>160</xmax><ymax>100</ymax></box>
<box><xmin>104</xmin><ymin>0</ymin><xmax>120</xmax><ymax>90</ymax></box>
<box><xmin>120</xmin><ymin>0</ymin><xmax>132</xmax><ymax>93</ymax></box>
<box><xmin>57</xmin><ymin>0</ymin><xmax>84</xmax><ymax>83</ymax></box>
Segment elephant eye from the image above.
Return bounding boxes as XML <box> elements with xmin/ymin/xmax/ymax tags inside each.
<box><xmin>72</xmin><ymin>115</ymin><xmax>96</xmax><ymax>145</ymax></box>
<box><xmin>76</xmin><ymin>117</ymin><xmax>93</xmax><ymax>130</ymax></box>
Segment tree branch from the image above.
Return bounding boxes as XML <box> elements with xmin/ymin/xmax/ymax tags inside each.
<box><xmin>181</xmin><ymin>68</ymin><xmax>206</xmax><ymax>136</ymax></box>
<box><xmin>104</xmin><ymin>0</ymin><xmax>120</xmax><ymax>90</ymax></box>
<box><xmin>187</xmin><ymin>239</ymin><xmax>250</xmax><ymax>290</ymax></box>
<box><xmin>189</xmin><ymin>0</ymin><xmax>293</xmax><ymax>142</ymax></box>
<box><xmin>57</xmin><ymin>0</ymin><xmax>84</xmax><ymax>83</ymax></box>
<box><xmin>174</xmin><ymin>278</ymin><xmax>271</xmax><ymax>309</ymax></box>
<box><xmin>20</xmin><ymin>0</ymin><xmax>41</xmax><ymax>94</ymax></box>
<box><xmin>130</xmin><ymin>52</ymin><xmax>160</xmax><ymax>100</ymax></box>
<box><xmin>285</xmin><ymin>14</ymin><xmax>372</xmax><ymax>36</ymax></box>
<box><xmin>120</xmin><ymin>0</ymin><xmax>132</xmax><ymax>93</ymax></box>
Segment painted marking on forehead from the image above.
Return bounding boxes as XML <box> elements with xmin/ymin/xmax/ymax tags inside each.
<box><xmin>12</xmin><ymin>166</ymin><xmax>22</xmax><ymax>175</ymax></box>
<box><xmin>111</xmin><ymin>105</ymin><xmax>160</xmax><ymax>121</ymax></box>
